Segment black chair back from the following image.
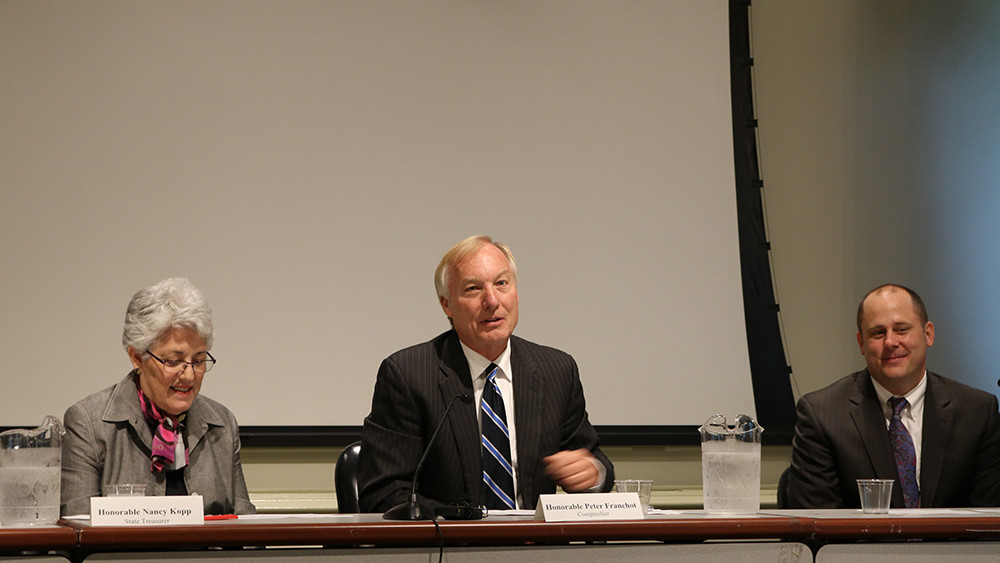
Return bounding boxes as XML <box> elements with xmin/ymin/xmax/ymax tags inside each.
<box><xmin>335</xmin><ymin>441</ymin><xmax>362</xmax><ymax>513</ymax></box>
<box><xmin>776</xmin><ymin>465</ymin><xmax>791</xmax><ymax>509</ymax></box>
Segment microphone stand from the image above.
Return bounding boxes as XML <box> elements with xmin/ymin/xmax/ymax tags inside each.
<box><xmin>383</xmin><ymin>394</ymin><xmax>471</xmax><ymax>520</ymax></box>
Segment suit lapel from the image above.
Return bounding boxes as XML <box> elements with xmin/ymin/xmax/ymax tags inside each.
<box><xmin>438</xmin><ymin>332</ymin><xmax>482</xmax><ymax>502</ymax></box>
<box><xmin>849</xmin><ymin>372</ymin><xmax>906</xmax><ymax>507</ymax></box>
<box><xmin>512</xmin><ymin>340</ymin><xmax>543</xmax><ymax>508</ymax></box>
<box><xmin>183</xmin><ymin>396</ymin><xmax>224</xmax><ymax>455</ymax></box>
<box><xmin>919</xmin><ymin>373</ymin><xmax>951</xmax><ymax>507</ymax></box>
<box><xmin>104</xmin><ymin>372</ymin><xmax>154</xmax><ymax>452</ymax></box>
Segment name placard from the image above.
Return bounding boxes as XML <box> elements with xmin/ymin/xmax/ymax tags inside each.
<box><xmin>534</xmin><ymin>492</ymin><xmax>644</xmax><ymax>522</ymax></box>
<box><xmin>91</xmin><ymin>495</ymin><xmax>204</xmax><ymax>526</ymax></box>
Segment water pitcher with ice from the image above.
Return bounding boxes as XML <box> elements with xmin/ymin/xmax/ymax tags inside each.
<box><xmin>0</xmin><ymin>415</ymin><xmax>65</xmax><ymax>526</ymax></box>
<box><xmin>699</xmin><ymin>413</ymin><xmax>763</xmax><ymax>513</ymax></box>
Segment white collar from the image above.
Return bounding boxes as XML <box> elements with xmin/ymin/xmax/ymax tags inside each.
<box><xmin>459</xmin><ymin>339</ymin><xmax>513</xmax><ymax>383</ymax></box>
<box><xmin>871</xmin><ymin>370</ymin><xmax>927</xmax><ymax>410</ymax></box>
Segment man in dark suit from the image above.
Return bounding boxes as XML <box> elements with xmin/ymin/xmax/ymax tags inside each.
<box><xmin>787</xmin><ymin>284</ymin><xmax>1000</xmax><ymax>508</ymax></box>
<box><xmin>358</xmin><ymin>235</ymin><xmax>614</xmax><ymax>513</ymax></box>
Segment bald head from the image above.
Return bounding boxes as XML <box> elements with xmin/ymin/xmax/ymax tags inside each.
<box><xmin>856</xmin><ymin>284</ymin><xmax>928</xmax><ymax>333</ymax></box>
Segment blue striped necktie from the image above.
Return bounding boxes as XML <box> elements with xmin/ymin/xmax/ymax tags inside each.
<box><xmin>481</xmin><ymin>364</ymin><xmax>516</xmax><ymax>509</ymax></box>
<box><xmin>888</xmin><ymin>397</ymin><xmax>919</xmax><ymax>508</ymax></box>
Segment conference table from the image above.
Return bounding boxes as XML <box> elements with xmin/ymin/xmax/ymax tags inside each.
<box><xmin>66</xmin><ymin>511</ymin><xmax>815</xmax><ymax>562</ymax></box>
<box><xmin>0</xmin><ymin>524</ymin><xmax>76</xmax><ymax>552</ymax></box>
<box><xmin>66</xmin><ymin>511</ymin><xmax>812</xmax><ymax>549</ymax></box>
<box><xmin>6</xmin><ymin>509</ymin><xmax>1000</xmax><ymax>562</ymax></box>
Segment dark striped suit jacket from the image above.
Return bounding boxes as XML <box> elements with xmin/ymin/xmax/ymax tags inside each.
<box><xmin>358</xmin><ymin>330</ymin><xmax>614</xmax><ymax>513</ymax></box>
<box><xmin>787</xmin><ymin>369</ymin><xmax>1000</xmax><ymax>508</ymax></box>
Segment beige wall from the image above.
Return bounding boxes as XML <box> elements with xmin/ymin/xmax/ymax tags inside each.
<box><xmin>242</xmin><ymin>445</ymin><xmax>792</xmax><ymax>513</ymax></box>
<box><xmin>751</xmin><ymin>1</ymin><xmax>865</xmax><ymax>399</ymax></box>
<box><xmin>753</xmin><ymin>0</ymin><xmax>1000</xmax><ymax>399</ymax></box>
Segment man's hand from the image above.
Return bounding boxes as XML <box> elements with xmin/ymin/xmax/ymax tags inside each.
<box><xmin>542</xmin><ymin>449</ymin><xmax>600</xmax><ymax>492</ymax></box>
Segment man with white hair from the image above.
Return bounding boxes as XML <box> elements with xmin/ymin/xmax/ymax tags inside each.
<box><xmin>359</xmin><ymin>235</ymin><xmax>614</xmax><ymax>514</ymax></box>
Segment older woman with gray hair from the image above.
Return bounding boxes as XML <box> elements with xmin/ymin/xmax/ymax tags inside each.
<box><xmin>61</xmin><ymin>277</ymin><xmax>255</xmax><ymax>515</ymax></box>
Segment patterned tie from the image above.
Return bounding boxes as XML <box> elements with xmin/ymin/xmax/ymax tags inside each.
<box><xmin>481</xmin><ymin>364</ymin><xmax>516</xmax><ymax>509</ymax></box>
<box><xmin>888</xmin><ymin>397</ymin><xmax>919</xmax><ymax>508</ymax></box>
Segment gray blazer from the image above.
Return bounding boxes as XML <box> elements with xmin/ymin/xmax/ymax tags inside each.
<box><xmin>787</xmin><ymin>369</ymin><xmax>1000</xmax><ymax>508</ymax></box>
<box><xmin>60</xmin><ymin>373</ymin><xmax>255</xmax><ymax>516</ymax></box>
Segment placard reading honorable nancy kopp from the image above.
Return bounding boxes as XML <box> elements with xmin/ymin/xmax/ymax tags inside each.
<box><xmin>90</xmin><ymin>494</ymin><xmax>204</xmax><ymax>526</ymax></box>
<box><xmin>534</xmin><ymin>492</ymin><xmax>644</xmax><ymax>522</ymax></box>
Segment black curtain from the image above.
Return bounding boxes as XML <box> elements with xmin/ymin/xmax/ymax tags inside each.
<box><xmin>730</xmin><ymin>0</ymin><xmax>797</xmax><ymax>437</ymax></box>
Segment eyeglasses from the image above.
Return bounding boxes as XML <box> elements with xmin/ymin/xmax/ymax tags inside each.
<box><xmin>146</xmin><ymin>350</ymin><xmax>216</xmax><ymax>376</ymax></box>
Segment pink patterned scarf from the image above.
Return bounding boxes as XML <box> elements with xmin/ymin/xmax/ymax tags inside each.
<box><xmin>136</xmin><ymin>381</ymin><xmax>189</xmax><ymax>473</ymax></box>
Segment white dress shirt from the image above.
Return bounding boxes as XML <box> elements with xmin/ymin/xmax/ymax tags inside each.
<box><xmin>460</xmin><ymin>340</ymin><xmax>520</xmax><ymax>507</ymax></box>
<box><xmin>459</xmin><ymin>339</ymin><xmax>606</xmax><ymax>508</ymax></box>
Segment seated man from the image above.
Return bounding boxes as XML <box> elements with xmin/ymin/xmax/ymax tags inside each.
<box><xmin>787</xmin><ymin>284</ymin><xmax>1000</xmax><ymax>508</ymax></box>
<box><xmin>358</xmin><ymin>235</ymin><xmax>614</xmax><ymax>513</ymax></box>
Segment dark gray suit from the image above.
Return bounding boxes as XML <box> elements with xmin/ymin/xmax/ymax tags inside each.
<box><xmin>358</xmin><ymin>330</ymin><xmax>614</xmax><ymax>513</ymax></box>
<box><xmin>61</xmin><ymin>373</ymin><xmax>255</xmax><ymax>516</ymax></box>
<box><xmin>787</xmin><ymin>369</ymin><xmax>1000</xmax><ymax>508</ymax></box>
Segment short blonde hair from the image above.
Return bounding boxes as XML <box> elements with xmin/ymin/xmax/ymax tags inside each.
<box><xmin>434</xmin><ymin>235</ymin><xmax>518</xmax><ymax>301</ymax></box>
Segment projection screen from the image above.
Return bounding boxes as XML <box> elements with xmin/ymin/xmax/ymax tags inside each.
<box><xmin>0</xmin><ymin>1</ymin><xmax>754</xmax><ymax>430</ymax></box>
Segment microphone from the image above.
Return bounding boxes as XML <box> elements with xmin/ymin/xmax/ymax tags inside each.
<box><xmin>383</xmin><ymin>393</ymin><xmax>473</xmax><ymax>520</ymax></box>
